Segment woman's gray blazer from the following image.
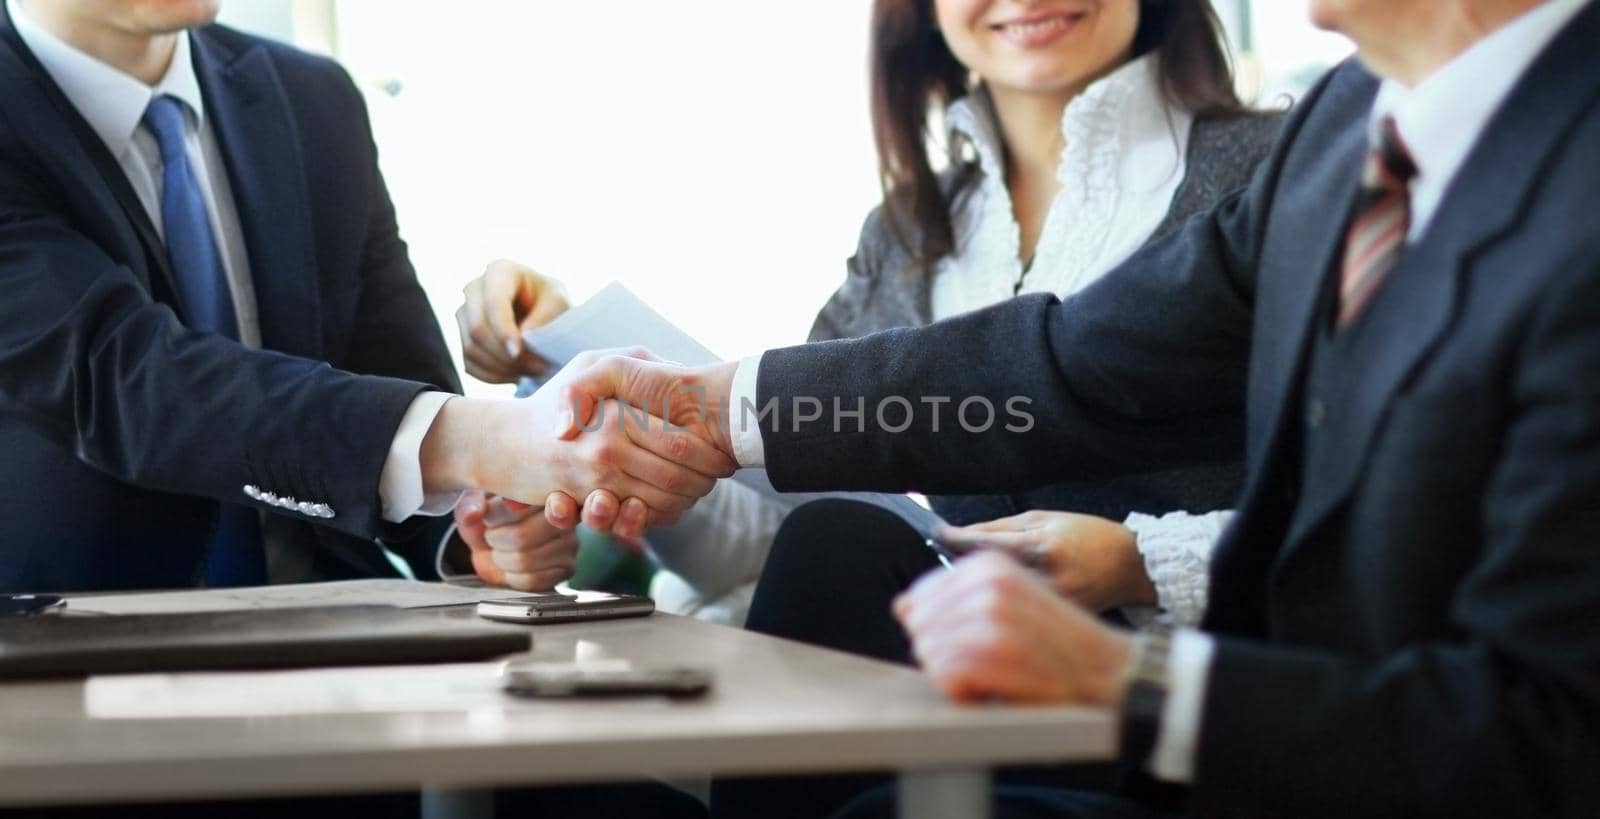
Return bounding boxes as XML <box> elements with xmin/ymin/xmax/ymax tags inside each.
<box><xmin>807</xmin><ymin>111</ymin><xmax>1285</xmax><ymax>525</ymax></box>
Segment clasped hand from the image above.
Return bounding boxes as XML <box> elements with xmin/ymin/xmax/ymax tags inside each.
<box><xmin>538</xmin><ymin>349</ymin><xmax>741</xmax><ymax>540</ymax></box>
<box><xmin>424</xmin><ymin>348</ymin><xmax>738</xmax><ymax>589</ymax></box>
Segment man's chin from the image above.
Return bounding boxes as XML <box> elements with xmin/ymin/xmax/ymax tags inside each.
<box><xmin>1307</xmin><ymin>0</ymin><xmax>1346</xmax><ymax>33</ymax></box>
<box><xmin>137</xmin><ymin>0</ymin><xmax>221</xmax><ymax>34</ymax></box>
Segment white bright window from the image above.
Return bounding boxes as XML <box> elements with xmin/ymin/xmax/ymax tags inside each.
<box><xmin>221</xmin><ymin>1</ymin><xmax>1352</xmax><ymax>398</ymax></box>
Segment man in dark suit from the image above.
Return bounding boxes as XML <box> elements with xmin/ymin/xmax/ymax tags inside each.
<box><xmin>0</xmin><ymin>0</ymin><xmax>732</xmax><ymax>594</ymax></box>
<box><xmin>556</xmin><ymin>0</ymin><xmax>1600</xmax><ymax>815</ymax></box>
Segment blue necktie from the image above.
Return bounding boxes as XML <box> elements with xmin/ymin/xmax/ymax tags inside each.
<box><xmin>143</xmin><ymin>95</ymin><xmax>267</xmax><ymax>587</ymax></box>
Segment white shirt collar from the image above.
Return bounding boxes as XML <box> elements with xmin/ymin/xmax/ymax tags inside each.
<box><xmin>1369</xmin><ymin>0</ymin><xmax>1591</xmax><ymax>237</ymax></box>
<box><xmin>947</xmin><ymin>53</ymin><xmax>1171</xmax><ymax>187</ymax></box>
<box><xmin>7</xmin><ymin>0</ymin><xmax>207</xmax><ymax>159</ymax></box>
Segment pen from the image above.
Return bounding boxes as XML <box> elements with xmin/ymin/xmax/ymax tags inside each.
<box><xmin>922</xmin><ymin>538</ymin><xmax>1053</xmax><ymax>573</ymax></box>
<box><xmin>923</xmin><ymin>537</ymin><xmax>958</xmax><ymax>570</ymax></box>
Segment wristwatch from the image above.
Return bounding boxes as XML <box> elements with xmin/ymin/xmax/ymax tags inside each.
<box><xmin>1119</xmin><ymin>623</ymin><xmax>1175</xmax><ymax>767</ymax></box>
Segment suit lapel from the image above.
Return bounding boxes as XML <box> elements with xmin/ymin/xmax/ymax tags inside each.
<box><xmin>190</xmin><ymin>29</ymin><xmax>322</xmax><ymax>358</ymax></box>
<box><xmin>1276</xmin><ymin>1</ymin><xmax>1600</xmax><ymax>556</ymax></box>
<box><xmin>0</xmin><ymin>4</ymin><xmax>182</xmax><ymax>310</ymax></box>
<box><xmin>1244</xmin><ymin>87</ymin><xmax>1370</xmax><ymax>485</ymax></box>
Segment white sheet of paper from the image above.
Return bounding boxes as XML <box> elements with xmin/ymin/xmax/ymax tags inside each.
<box><xmin>68</xmin><ymin>579</ymin><xmax>536</xmax><ymax>616</ymax></box>
<box><xmin>517</xmin><ymin>282</ymin><xmax>949</xmax><ymax>539</ymax></box>
<box><xmin>83</xmin><ymin>663</ymin><xmax>508</xmax><ymax>718</ymax></box>
<box><xmin>521</xmin><ymin>281</ymin><xmax>720</xmax><ymax>372</ymax></box>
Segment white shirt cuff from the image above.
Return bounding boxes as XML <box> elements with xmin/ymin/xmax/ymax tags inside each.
<box><xmin>1121</xmin><ymin>509</ymin><xmax>1231</xmax><ymax>627</ymax></box>
<box><xmin>728</xmin><ymin>354</ymin><xmax>767</xmax><ymax>468</ymax></box>
<box><xmin>378</xmin><ymin>391</ymin><xmax>461</xmax><ymax>523</ymax></box>
<box><xmin>1148</xmin><ymin>627</ymin><xmax>1214</xmax><ymax>783</ymax></box>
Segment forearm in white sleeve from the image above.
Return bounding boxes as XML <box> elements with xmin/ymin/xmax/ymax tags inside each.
<box><xmin>1121</xmin><ymin>509</ymin><xmax>1233</xmax><ymax>627</ymax></box>
<box><xmin>378</xmin><ymin>391</ymin><xmax>463</xmax><ymax>523</ymax></box>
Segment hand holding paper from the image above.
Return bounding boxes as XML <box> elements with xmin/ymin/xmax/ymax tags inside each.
<box><xmin>456</xmin><ymin>259</ymin><xmax>570</xmax><ymax>383</ymax></box>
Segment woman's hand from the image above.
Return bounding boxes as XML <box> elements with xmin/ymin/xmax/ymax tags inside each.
<box><xmin>934</xmin><ymin>510</ymin><xmax>1157</xmax><ymax>612</ymax></box>
<box><xmin>456</xmin><ymin>259</ymin><xmax>570</xmax><ymax>383</ymax></box>
<box><xmin>453</xmin><ymin>491</ymin><xmax>579</xmax><ymax>591</ymax></box>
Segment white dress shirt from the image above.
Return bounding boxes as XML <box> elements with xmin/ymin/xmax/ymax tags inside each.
<box><xmin>8</xmin><ymin>0</ymin><xmax>455</xmax><ymax>530</ymax></box>
<box><xmin>931</xmin><ymin>55</ymin><xmax>1192</xmax><ymax>319</ymax></box>
<box><xmin>731</xmin><ymin>0</ymin><xmax>1593</xmax><ymax>783</ymax></box>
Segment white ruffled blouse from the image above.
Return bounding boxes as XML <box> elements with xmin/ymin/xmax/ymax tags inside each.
<box><xmin>931</xmin><ymin>56</ymin><xmax>1227</xmax><ymax>627</ymax></box>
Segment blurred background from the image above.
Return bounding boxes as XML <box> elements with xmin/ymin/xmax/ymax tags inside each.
<box><xmin>219</xmin><ymin>0</ymin><xmax>1354</xmax><ymax>398</ymax></box>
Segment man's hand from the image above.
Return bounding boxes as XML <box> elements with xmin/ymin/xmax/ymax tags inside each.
<box><xmin>934</xmin><ymin>511</ymin><xmax>1157</xmax><ymax>612</ymax></box>
<box><xmin>454</xmin><ymin>490</ymin><xmax>579</xmax><ymax>591</ymax></box>
<box><xmin>419</xmin><ymin>352</ymin><xmax>737</xmax><ymax>526</ymax></box>
<box><xmin>894</xmin><ymin>552</ymin><xmax>1133</xmax><ymax>706</ymax></box>
<box><xmin>544</xmin><ymin>351</ymin><xmax>741</xmax><ymax>537</ymax></box>
<box><xmin>456</xmin><ymin>259</ymin><xmax>570</xmax><ymax>383</ymax></box>
<box><xmin>555</xmin><ymin>352</ymin><xmax>739</xmax><ymax>459</ymax></box>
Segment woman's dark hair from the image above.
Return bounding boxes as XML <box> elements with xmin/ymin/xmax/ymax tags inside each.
<box><xmin>870</xmin><ymin>0</ymin><xmax>1245</xmax><ymax>269</ymax></box>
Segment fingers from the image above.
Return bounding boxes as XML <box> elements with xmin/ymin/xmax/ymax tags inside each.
<box><xmin>499</xmin><ymin>532</ymin><xmax>579</xmax><ymax>591</ymax></box>
<box><xmin>613</xmin><ymin>497</ymin><xmax>650</xmax><ymax>541</ymax></box>
<box><xmin>458</xmin><ymin>304</ymin><xmax>519</xmax><ymax>384</ymax></box>
<box><xmin>566</xmin><ymin>401</ymin><xmax>718</xmax><ymax>515</ymax></box>
<box><xmin>482</xmin><ymin>494</ymin><xmax>535</xmax><ymax>528</ymax></box>
<box><xmin>454</xmin><ymin>490</ymin><xmax>489</xmax><ymax>546</ymax></box>
<box><xmin>481</xmin><ymin>502</ymin><xmax>579</xmax><ymax>591</ymax></box>
<box><xmin>480</xmin><ymin>261</ymin><xmax>528</xmax><ymax>362</ymax></box>
<box><xmin>521</xmin><ymin>288</ymin><xmax>569</xmax><ymax>329</ymax></box>
<box><xmin>579</xmin><ymin>489</ymin><xmax>621</xmax><ymax>533</ymax></box>
<box><xmin>485</xmin><ymin>262</ymin><xmax>561</xmax><ymax>377</ymax></box>
<box><xmin>459</xmin><ymin>279</ymin><xmax>522</xmax><ymax>384</ymax></box>
<box><xmin>621</xmin><ymin>404</ymin><xmax>739</xmax><ymax>479</ymax></box>
<box><xmin>543</xmin><ymin>491</ymin><xmax>580</xmax><ymax>529</ymax></box>
<box><xmin>552</xmin><ymin>351</ymin><xmax>665</xmax><ymax>440</ymax></box>
<box><xmin>933</xmin><ymin>524</ymin><xmax>1040</xmax><ymax>553</ymax></box>
<box><xmin>455</xmin><ymin>493</ymin><xmax>500</xmax><ymax>588</ymax></box>
<box><xmin>894</xmin><ymin>554</ymin><xmax>1063</xmax><ymax>702</ymax></box>
<box><xmin>459</xmin><ymin>260</ymin><xmax>568</xmax><ymax>383</ymax></box>
<box><xmin>485</xmin><ymin>514</ymin><xmax>573</xmax><ymax>569</ymax></box>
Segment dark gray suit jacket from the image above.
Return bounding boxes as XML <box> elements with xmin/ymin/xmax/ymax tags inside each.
<box><xmin>752</xmin><ymin>5</ymin><xmax>1600</xmax><ymax>816</ymax></box>
<box><xmin>808</xmin><ymin>111</ymin><xmax>1281</xmax><ymax>525</ymax></box>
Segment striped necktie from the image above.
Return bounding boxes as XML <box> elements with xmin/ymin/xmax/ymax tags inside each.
<box><xmin>143</xmin><ymin>94</ymin><xmax>267</xmax><ymax>587</ymax></box>
<box><xmin>1337</xmin><ymin>115</ymin><xmax>1418</xmax><ymax>329</ymax></box>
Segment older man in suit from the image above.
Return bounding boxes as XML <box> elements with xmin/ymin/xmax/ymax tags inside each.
<box><xmin>556</xmin><ymin>0</ymin><xmax>1600</xmax><ymax>816</ymax></box>
<box><xmin>0</xmin><ymin>0</ymin><xmax>732</xmax><ymax>595</ymax></box>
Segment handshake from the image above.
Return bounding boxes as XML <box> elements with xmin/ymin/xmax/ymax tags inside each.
<box><xmin>419</xmin><ymin>348</ymin><xmax>743</xmax><ymax>588</ymax></box>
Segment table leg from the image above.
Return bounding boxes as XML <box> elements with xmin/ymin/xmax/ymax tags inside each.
<box><xmin>421</xmin><ymin>787</ymin><xmax>494</xmax><ymax>819</ymax></box>
<box><xmin>898</xmin><ymin>768</ymin><xmax>991</xmax><ymax>819</ymax></box>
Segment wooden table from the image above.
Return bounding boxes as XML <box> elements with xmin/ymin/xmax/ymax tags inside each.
<box><xmin>0</xmin><ymin>590</ymin><xmax>1115</xmax><ymax>819</ymax></box>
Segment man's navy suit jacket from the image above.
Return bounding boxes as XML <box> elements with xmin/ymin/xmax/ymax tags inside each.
<box><xmin>0</xmin><ymin>11</ymin><xmax>461</xmax><ymax>593</ymax></box>
<box><xmin>753</xmin><ymin>4</ymin><xmax>1600</xmax><ymax>817</ymax></box>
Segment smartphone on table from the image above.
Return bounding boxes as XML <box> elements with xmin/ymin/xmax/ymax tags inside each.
<box><xmin>500</xmin><ymin>659</ymin><xmax>711</xmax><ymax>699</ymax></box>
<box><xmin>476</xmin><ymin>591</ymin><xmax>654</xmax><ymax>624</ymax></box>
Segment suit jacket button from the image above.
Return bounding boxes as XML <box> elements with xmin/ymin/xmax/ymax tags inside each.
<box><xmin>1307</xmin><ymin>398</ymin><xmax>1327</xmax><ymax>429</ymax></box>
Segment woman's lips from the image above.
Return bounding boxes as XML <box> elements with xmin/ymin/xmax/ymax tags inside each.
<box><xmin>991</xmin><ymin>12</ymin><xmax>1085</xmax><ymax>48</ymax></box>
